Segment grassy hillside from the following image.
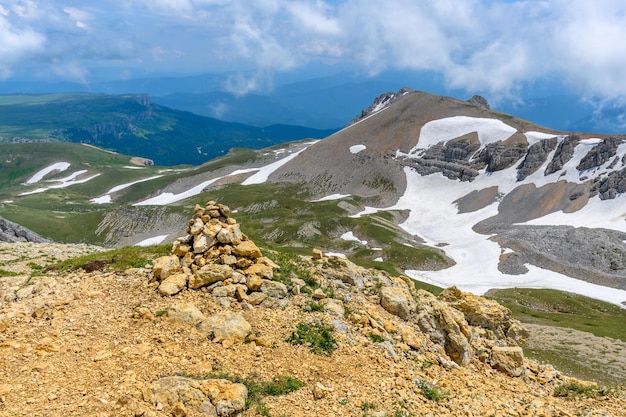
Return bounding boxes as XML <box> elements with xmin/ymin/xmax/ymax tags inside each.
<box><xmin>0</xmin><ymin>93</ymin><xmax>336</xmax><ymax>166</ymax></box>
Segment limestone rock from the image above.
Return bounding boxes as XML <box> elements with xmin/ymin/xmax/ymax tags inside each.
<box><xmin>166</xmin><ymin>302</ymin><xmax>207</xmax><ymax>326</ymax></box>
<box><xmin>413</xmin><ymin>290</ymin><xmax>473</xmax><ymax>365</ymax></box>
<box><xmin>153</xmin><ymin>255</ymin><xmax>181</xmax><ymax>280</ymax></box>
<box><xmin>260</xmin><ymin>280</ymin><xmax>288</xmax><ymax>299</ymax></box>
<box><xmin>200</xmin><ymin>379</ymin><xmax>248</xmax><ymax>417</ymax></box>
<box><xmin>190</xmin><ymin>264</ymin><xmax>233</xmax><ymax>289</ymax></box>
<box><xmin>439</xmin><ymin>287</ymin><xmax>507</xmax><ymax>337</ymax></box>
<box><xmin>399</xmin><ymin>324</ymin><xmax>422</xmax><ymax>350</ymax></box>
<box><xmin>232</xmin><ymin>241</ymin><xmax>262</xmax><ymax>259</ymax></box>
<box><xmin>158</xmin><ymin>273</ymin><xmax>188</xmax><ymax>296</ymax></box>
<box><xmin>379</xmin><ymin>286</ymin><xmax>414</xmax><ymax>320</ymax></box>
<box><xmin>490</xmin><ymin>346</ymin><xmax>526</xmax><ymax>377</ymax></box>
<box><xmin>149</xmin><ymin>376</ymin><xmax>247</xmax><ymax>417</ymax></box>
<box><xmin>197</xmin><ymin>312</ymin><xmax>251</xmax><ymax>344</ymax></box>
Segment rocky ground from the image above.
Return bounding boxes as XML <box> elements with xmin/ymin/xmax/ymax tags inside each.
<box><xmin>1</xmin><ymin>236</ymin><xmax>625</xmax><ymax>416</ymax></box>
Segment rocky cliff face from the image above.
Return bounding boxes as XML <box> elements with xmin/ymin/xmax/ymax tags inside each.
<box><xmin>0</xmin><ymin>216</ymin><xmax>49</xmax><ymax>243</ymax></box>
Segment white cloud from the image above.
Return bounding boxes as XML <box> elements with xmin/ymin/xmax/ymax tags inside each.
<box><xmin>1</xmin><ymin>0</ymin><xmax>626</xmax><ymax>102</ymax></box>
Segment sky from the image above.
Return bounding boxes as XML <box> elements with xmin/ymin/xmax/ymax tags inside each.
<box><xmin>1</xmin><ymin>0</ymin><xmax>626</xmax><ymax>102</ymax></box>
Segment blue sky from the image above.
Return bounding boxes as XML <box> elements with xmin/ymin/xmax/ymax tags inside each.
<box><xmin>2</xmin><ymin>0</ymin><xmax>626</xmax><ymax>102</ymax></box>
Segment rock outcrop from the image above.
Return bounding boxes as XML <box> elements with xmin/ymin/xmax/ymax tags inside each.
<box><xmin>0</xmin><ymin>216</ymin><xmax>50</xmax><ymax>243</ymax></box>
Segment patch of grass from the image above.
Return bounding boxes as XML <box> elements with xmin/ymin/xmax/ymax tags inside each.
<box><xmin>0</xmin><ymin>269</ymin><xmax>19</xmax><ymax>277</ymax></box>
<box><xmin>553</xmin><ymin>382</ymin><xmax>599</xmax><ymax>398</ymax></box>
<box><xmin>286</xmin><ymin>322</ymin><xmax>338</xmax><ymax>355</ymax></box>
<box><xmin>360</xmin><ymin>401</ymin><xmax>378</xmax><ymax>411</ymax></box>
<box><xmin>182</xmin><ymin>372</ymin><xmax>304</xmax><ymax>416</ymax></box>
<box><xmin>154</xmin><ymin>310</ymin><xmax>167</xmax><ymax>317</ymax></box>
<box><xmin>367</xmin><ymin>332</ymin><xmax>385</xmax><ymax>343</ymax></box>
<box><xmin>46</xmin><ymin>244</ymin><xmax>170</xmax><ymax>273</ymax></box>
<box><xmin>304</xmin><ymin>301</ymin><xmax>324</xmax><ymax>312</ymax></box>
<box><xmin>487</xmin><ymin>288</ymin><xmax>626</xmax><ymax>342</ymax></box>
<box><xmin>268</xmin><ymin>251</ymin><xmax>318</xmax><ymax>289</ymax></box>
<box><xmin>414</xmin><ymin>379</ymin><xmax>450</xmax><ymax>403</ymax></box>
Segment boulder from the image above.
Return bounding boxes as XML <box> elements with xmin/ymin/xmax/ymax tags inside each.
<box><xmin>260</xmin><ymin>280</ymin><xmax>288</xmax><ymax>299</ymax></box>
<box><xmin>490</xmin><ymin>346</ymin><xmax>526</xmax><ymax>377</ymax></box>
<box><xmin>153</xmin><ymin>255</ymin><xmax>181</xmax><ymax>280</ymax></box>
<box><xmin>232</xmin><ymin>241</ymin><xmax>262</xmax><ymax>259</ymax></box>
<box><xmin>379</xmin><ymin>286</ymin><xmax>414</xmax><ymax>320</ymax></box>
<box><xmin>197</xmin><ymin>312</ymin><xmax>251</xmax><ymax>344</ymax></box>
<box><xmin>166</xmin><ymin>302</ymin><xmax>206</xmax><ymax>326</ymax></box>
<box><xmin>189</xmin><ymin>264</ymin><xmax>234</xmax><ymax>289</ymax></box>
<box><xmin>158</xmin><ymin>273</ymin><xmax>188</xmax><ymax>296</ymax></box>
<box><xmin>149</xmin><ymin>376</ymin><xmax>247</xmax><ymax>417</ymax></box>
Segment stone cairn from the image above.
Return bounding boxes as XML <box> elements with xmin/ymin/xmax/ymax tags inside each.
<box><xmin>152</xmin><ymin>201</ymin><xmax>283</xmax><ymax>305</ymax></box>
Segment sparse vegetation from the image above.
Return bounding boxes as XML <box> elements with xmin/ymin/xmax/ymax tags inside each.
<box><xmin>414</xmin><ymin>379</ymin><xmax>450</xmax><ymax>403</ymax></box>
<box><xmin>179</xmin><ymin>372</ymin><xmax>304</xmax><ymax>416</ymax></box>
<box><xmin>553</xmin><ymin>382</ymin><xmax>599</xmax><ymax>398</ymax></box>
<box><xmin>46</xmin><ymin>245</ymin><xmax>170</xmax><ymax>273</ymax></box>
<box><xmin>0</xmin><ymin>269</ymin><xmax>19</xmax><ymax>277</ymax></box>
<box><xmin>367</xmin><ymin>332</ymin><xmax>385</xmax><ymax>343</ymax></box>
<box><xmin>286</xmin><ymin>322</ymin><xmax>338</xmax><ymax>355</ymax></box>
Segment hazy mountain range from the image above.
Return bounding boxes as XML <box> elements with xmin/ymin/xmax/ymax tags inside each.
<box><xmin>1</xmin><ymin>71</ymin><xmax>625</xmax><ymax>133</ymax></box>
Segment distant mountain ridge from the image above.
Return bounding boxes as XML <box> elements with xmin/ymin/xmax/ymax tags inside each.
<box><xmin>2</xmin><ymin>71</ymin><xmax>625</xmax><ymax>133</ymax></box>
<box><xmin>0</xmin><ymin>93</ymin><xmax>336</xmax><ymax>166</ymax></box>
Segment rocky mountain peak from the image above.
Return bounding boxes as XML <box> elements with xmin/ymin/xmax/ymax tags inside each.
<box><xmin>467</xmin><ymin>94</ymin><xmax>490</xmax><ymax>110</ymax></box>
<box><xmin>348</xmin><ymin>87</ymin><xmax>413</xmax><ymax>125</ymax></box>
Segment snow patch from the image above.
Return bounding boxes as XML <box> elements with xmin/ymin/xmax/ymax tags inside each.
<box><xmin>409</xmin><ymin>116</ymin><xmax>517</xmax><ymax>153</ymax></box>
<box><xmin>313</xmin><ymin>194</ymin><xmax>351</xmax><ymax>202</ymax></box>
<box><xmin>325</xmin><ymin>251</ymin><xmax>346</xmax><ymax>258</ymax></box>
<box><xmin>134</xmin><ymin>168</ymin><xmax>257</xmax><ymax>206</ymax></box>
<box><xmin>354</xmin><ymin>166</ymin><xmax>626</xmax><ymax>307</ymax></box>
<box><xmin>19</xmin><ymin>171</ymin><xmax>101</xmax><ymax>196</ymax></box>
<box><xmin>241</xmin><ymin>145</ymin><xmax>313</xmax><ymax>185</ymax></box>
<box><xmin>135</xmin><ymin>235</ymin><xmax>169</xmax><ymax>246</ymax></box>
<box><xmin>25</xmin><ymin>162</ymin><xmax>71</xmax><ymax>184</ymax></box>
<box><xmin>350</xmin><ymin>144</ymin><xmax>366</xmax><ymax>154</ymax></box>
<box><xmin>374</xmin><ymin>257</ymin><xmax>384</xmax><ymax>262</ymax></box>
<box><xmin>90</xmin><ymin>175</ymin><xmax>164</xmax><ymax>204</ymax></box>
<box><xmin>524</xmin><ymin>131</ymin><xmax>561</xmax><ymax>146</ymax></box>
<box><xmin>341</xmin><ymin>231</ymin><xmax>368</xmax><ymax>245</ymax></box>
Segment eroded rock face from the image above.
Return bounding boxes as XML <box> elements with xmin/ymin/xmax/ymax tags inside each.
<box><xmin>517</xmin><ymin>137</ymin><xmax>558</xmax><ymax>181</ymax></box>
<box><xmin>545</xmin><ymin>135</ymin><xmax>580</xmax><ymax>175</ymax></box>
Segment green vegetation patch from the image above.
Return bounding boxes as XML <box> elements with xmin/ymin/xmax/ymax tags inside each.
<box><xmin>553</xmin><ymin>381</ymin><xmax>600</xmax><ymax>398</ymax></box>
<box><xmin>0</xmin><ymin>269</ymin><xmax>19</xmax><ymax>277</ymax></box>
<box><xmin>46</xmin><ymin>245</ymin><xmax>170</xmax><ymax>273</ymax></box>
<box><xmin>487</xmin><ymin>288</ymin><xmax>626</xmax><ymax>342</ymax></box>
<box><xmin>181</xmin><ymin>372</ymin><xmax>304</xmax><ymax>416</ymax></box>
<box><xmin>414</xmin><ymin>379</ymin><xmax>450</xmax><ymax>403</ymax></box>
<box><xmin>286</xmin><ymin>322</ymin><xmax>338</xmax><ymax>355</ymax></box>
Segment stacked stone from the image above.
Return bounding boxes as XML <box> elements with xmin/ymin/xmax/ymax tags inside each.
<box><xmin>152</xmin><ymin>201</ymin><xmax>284</xmax><ymax>305</ymax></box>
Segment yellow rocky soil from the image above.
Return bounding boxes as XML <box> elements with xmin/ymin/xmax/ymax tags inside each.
<box><xmin>0</xmin><ymin>242</ymin><xmax>624</xmax><ymax>417</ymax></box>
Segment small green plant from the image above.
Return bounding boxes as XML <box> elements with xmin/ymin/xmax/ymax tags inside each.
<box><xmin>322</xmin><ymin>285</ymin><xmax>335</xmax><ymax>299</ymax></box>
<box><xmin>304</xmin><ymin>301</ymin><xmax>325</xmax><ymax>312</ymax></box>
<box><xmin>360</xmin><ymin>401</ymin><xmax>378</xmax><ymax>411</ymax></box>
<box><xmin>553</xmin><ymin>382</ymin><xmax>599</xmax><ymax>398</ymax></box>
<box><xmin>0</xmin><ymin>269</ymin><xmax>19</xmax><ymax>277</ymax></box>
<box><xmin>368</xmin><ymin>332</ymin><xmax>385</xmax><ymax>343</ymax></box>
<box><xmin>286</xmin><ymin>322</ymin><xmax>338</xmax><ymax>355</ymax></box>
<box><xmin>178</xmin><ymin>372</ymin><xmax>304</xmax><ymax>416</ymax></box>
<box><xmin>154</xmin><ymin>310</ymin><xmax>167</xmax><ymax>317</ymax></box>
<box><xmin>415</xmin><ymin>379</ymin><xmax>449</xmax><ymax>403</ymax></box>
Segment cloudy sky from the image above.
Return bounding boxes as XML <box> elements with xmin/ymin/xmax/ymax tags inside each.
<box><xmin>1</xmin><ymin>0</ymin><xmax>626</xmax><ymax>101</ymax></box>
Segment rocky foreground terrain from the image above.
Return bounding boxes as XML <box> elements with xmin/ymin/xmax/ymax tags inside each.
<box><xmin>0</xmin><ymin>203</ymin><xmax>624</xmax><ymax>417</ymax></box>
